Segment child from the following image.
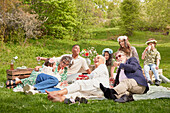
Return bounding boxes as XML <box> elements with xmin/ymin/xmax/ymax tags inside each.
<box><xmin>142</xmin><ymin>38</ymin><xmax>161</xmax><ymax>86</ymax></box>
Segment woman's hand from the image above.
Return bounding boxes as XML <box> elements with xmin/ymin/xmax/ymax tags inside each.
<box><xmin>60</xmin><ymin>81</ymin><xmax>68</xmax><ymax>87</ymax></box>
<box><xmin>58</xmin><ymin>68</ymin><xmax>64</xmax><ymax>75</ymax></box>
<box><xmin>34</xmin><ymin>66</ymin><xmax>42</xmax><ymax>71</ymax></box>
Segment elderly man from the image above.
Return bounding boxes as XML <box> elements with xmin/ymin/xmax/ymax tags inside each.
<box><xmin>100</xmin><ymin>51</ymin><xmax>149</xmax><ymax>103</ymax></box>
<box><xmin>46</xmin><ymin>55</ymin><xmax>109</xmax><ymax>103</ymax></box>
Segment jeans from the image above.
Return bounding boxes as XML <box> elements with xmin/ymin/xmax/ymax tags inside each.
<box><xmin>144</xmin><ymin>64</ymin><xmax>159</xmax><ymax>81</ymax></box>
<box><xmin>34</xmin><ymin>73</ymin><xmax>60</xmax><ymax>93</ymax></box>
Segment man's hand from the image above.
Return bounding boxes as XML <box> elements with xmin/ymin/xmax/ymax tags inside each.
<box><xmin>113</xmin><ymin>61</ymin><xmax>120</xmax><ymax>67</ymax></box>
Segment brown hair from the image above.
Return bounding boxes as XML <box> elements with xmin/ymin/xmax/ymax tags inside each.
<box><xmin>44</xmin><ymin>58</ymin><xmax>54</xmax><ymax>67</ymax></box>
<box><xmin>60</xmin><ymin>56</ymin><xmax>74</xmax><ymax>68</ymax></box>
<box><xmin>118</xmin><ymin>38</ymin><xmax>131</xmax><ymax>57</ymax></box>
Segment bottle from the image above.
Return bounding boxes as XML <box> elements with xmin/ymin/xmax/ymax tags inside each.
<box><xmin>10</xmin><ymin>63</ymin><xmax>14</xmax><ymax>70</ymax></box>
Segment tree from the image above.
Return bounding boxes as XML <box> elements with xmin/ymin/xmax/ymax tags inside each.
<box><xmin>107</xmin><ymin>0</ymin><xmax>120</xmax><ymax>19</ymax></box>
<box><xmin>140</xmin><ymin>0</ymin><xmax>169</xmax><ymax>31</ymax></box>
<box><xmin>120</xmin><ymin>0</ymin><xmax>140</xmax><ymax>35</ymax></box>
<box><xmin>0</xmin><ymin>0</ymin><xmax>42</xmax><ymax>46</ymax></box>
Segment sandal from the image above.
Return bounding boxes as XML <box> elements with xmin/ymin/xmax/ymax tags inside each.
<box><xmin>6</xmin><ymin>80</ymin><xmax>16</xmax><ymax>86</ymax></box>
<box><xmin>6</xmin><ymin>84</ymin><xmax>16</xmax><ymax>89</ymax></box>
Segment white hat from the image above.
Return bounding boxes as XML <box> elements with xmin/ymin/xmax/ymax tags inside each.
<box><xmin>117</xmin><ymin>36</ymin><xmax>128</xmax><ymax>42</ymax></box>
<box><xmin>145</xmin><ymin>39</ymin><xmax>157</xmax><ymax>45</ymax></box>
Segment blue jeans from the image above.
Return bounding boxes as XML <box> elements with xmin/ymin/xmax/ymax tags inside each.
<box><xmin>34</xmin><ymin>73</ymin><xmax>60</xmax><ymax>93</ymax></box>
<box><xmin>144</xmin><ymin>64</ymin><xmax>159</xmax><ymax>81</ymax></box>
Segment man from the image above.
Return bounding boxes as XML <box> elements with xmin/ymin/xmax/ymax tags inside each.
<box><xmin>100</xmin><ymin>51</ymin><xmax>149</xmax><ymax>103</ymax></box>
<box><xmin>46</xmin><ymin>55</ymin><xmax>109</xmax><ymax>103</ymax></box>
<box><xmin>36</xmin><ymin>44</ymin><xmax>91</xmax><ymax>83</ymax></box>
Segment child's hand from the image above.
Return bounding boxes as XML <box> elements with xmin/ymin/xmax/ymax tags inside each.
<box><xmin>156</xmin><ymin>66</ymin><xmax>159</xmax><ymax>70</ymax></box>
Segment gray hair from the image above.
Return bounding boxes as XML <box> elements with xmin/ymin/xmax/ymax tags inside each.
<box><xmin>97</xmin><ymin>55</ymin><xmax>106</xmax><ymax>64</ymax></box>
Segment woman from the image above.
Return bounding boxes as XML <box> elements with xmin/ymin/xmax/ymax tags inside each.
<box><xmin>102</xmin><ymin>48</ymin><xmax>115</xmax><ymax>86</ymax></box>
<box><xmin>23</xmin><ymin>56</ymin><xmax>73</xmax><ymax>95</ymax></box>
<box><xmin>7</xmin><ymin>58</ymin><xmax>53</xmax><ymax>90</ymax></box>
<box><xmin>117</xmin><ymin>36</ymin><xmax>139</xmax><ymax>62</ymax></box>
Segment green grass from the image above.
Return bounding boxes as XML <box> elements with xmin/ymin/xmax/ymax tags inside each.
<box><xmin>0</xmin><ymin>28</ymin><xmax>170</xmax><ymax>112</ymax></box>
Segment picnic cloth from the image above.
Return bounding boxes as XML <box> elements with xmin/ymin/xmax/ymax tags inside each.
<box><xmin>79</xmin><ymin>86</ymin><xmax>170</xmax><ymax>101</ymax></box>
<box><xmin>133</xmin><ymin>86</ymin><xmax>170</xmax><ymax>100</ymax></box>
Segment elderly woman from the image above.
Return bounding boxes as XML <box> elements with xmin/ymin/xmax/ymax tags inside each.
<box><xmin>46</xmin><ymin>55</ymin><xmax>109</xmax><ymax>103</ymax></box>
<box><xmin>100</xmin><ymin>51</ymin><xmax>149</xmax><ymax>103</ymax></box>
<box><xmin>23</xmin><ymin>56</ymin><xmax>73</xmax><ymax>95</ymax></box>
<box><xmin>117</xmin><ymin>36</ymin><xmax>139</xmax><ymax>62</ymax></box>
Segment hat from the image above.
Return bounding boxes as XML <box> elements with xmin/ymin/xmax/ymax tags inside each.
<box><xmin>117</xmin><ymin>36</ymin><xmax>128</xmax><ymax>42</ymax></box>
<box><xmin>102</xmin><ymin>48</ymin><xmax>113</xmax><ymax>56</ymax></box>
<box><xmin>145</xmin><ymin>39</ymin><xmax>157</xmax><ymax>45</ymax></box>
<box><xmin>49</xmin><ymin>58</ymin><xmax>55</xmax><ymax>63</ymax></box>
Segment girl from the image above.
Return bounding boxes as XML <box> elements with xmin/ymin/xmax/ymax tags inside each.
<box><xmin>117</xmin><ymin>36</ymin><xmax>139</xmax><ymax>62</ymax></box>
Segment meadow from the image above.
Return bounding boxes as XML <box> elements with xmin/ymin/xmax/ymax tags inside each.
<box><xmin>0</xmin><ymin>28</ymin><xmax>169</xmax><ymax>113</ymax></box>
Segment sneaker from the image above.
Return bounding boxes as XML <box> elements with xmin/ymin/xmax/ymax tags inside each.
<box><xmin>148</xmin><ymin>80</ymin><xmax>154</xmax><ymax>85</ymax></box>
<box><xmin>155</xmin><ymin>79</ymin><xmax>161</xmax><ymax>86</ymax></box>
<box><xmin>23</xmin><ymin>84</ymin><xmax>35</xmax><ymax>92</ymax></box>
<box><xmin>25</xmin><ymin>90</ymin><xmax>39</xmax><ymax>95</ymax></box>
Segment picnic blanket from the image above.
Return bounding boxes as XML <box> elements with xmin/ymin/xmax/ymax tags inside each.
<box><xmin>77</xmin><ymin>86</ymin><xmax>170</xmax><ymax>101</ymax></box>
<box><xmin>133</xmin><ymin>86</ymin><xmax>170</xmax><ymax>100</ymax></box>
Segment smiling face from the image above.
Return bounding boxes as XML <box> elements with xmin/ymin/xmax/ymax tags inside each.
<box><xmin>60</xmin><ymin>59</ymin><xmax>70</xmax><ymax>68</ymax></box>
<box><xmin>104</xmin><ymin>52</ymin><xmax>109</xmax><ymax>60</ymax></box>
<box><xmin>72</xmin><ymin>45</ymin><xmax>80</xmax><ymax>56</ymax></box>
<box><xmin>93</xmin><ymin>55</ymin><xmax>105</xmax><ymax>67</ymax></box>
<box><xmin>115</xmin><ymin>52</ymin><xmax>127</xmax><ymax>63</ymax></box>
<box><xmin>119</xmin><ymin>39</ymin><xmax>125</xmax><ymax>48</ymax></box>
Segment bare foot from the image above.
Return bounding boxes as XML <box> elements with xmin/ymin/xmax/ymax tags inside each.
<box><xmin>47</xmin><ymin>93</ymin><xmax>65</xmax><ymax>102</ymax></box>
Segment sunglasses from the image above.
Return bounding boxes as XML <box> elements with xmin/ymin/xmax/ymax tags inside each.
<box><xmin>62</xmin><ymin>61</ymin><xmax>70</xmax><ymax>66</ymax></box>
<box><xmin>116</xmin><ymin>55</ymin><xmax>122</xmax><ymax>59</ymax></box>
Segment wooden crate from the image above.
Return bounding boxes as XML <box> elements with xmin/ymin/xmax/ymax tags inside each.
<box><xmin>6</xmin><ymin>68</ymin><xmax>34</xmax><ymax>80</ymax></box>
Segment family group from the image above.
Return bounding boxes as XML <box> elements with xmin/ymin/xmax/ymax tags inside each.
<box><xmin>6</xmin><ymin>36</ymin><xmax>161</xmax><ymax>103</ymax></box>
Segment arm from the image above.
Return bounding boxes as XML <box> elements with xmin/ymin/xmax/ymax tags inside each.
<box><xmin>119</xmin><ymin>57</ymin><xmax>139</xmax><ymax>72</ymax></box>
<box><xmin>156</xmin><ymin>59</ymin><xmax>160</xmax><ymax>70</ymax></box>
<box><xmin>142</xmin><ymin>47</ymin><xmax>149</xmax><ymax>60</ymax></box>
<box><xmin>110</xmin><ymin>66</ymin><xmax>115</xmax><ymax>78</ymax></box>
<box><xmin>132</xmin><ymin>47</ymin><xmax>139</xmax><ymax>62</ymax></box>
<box><xmin>36</xmin><ymin>57</ymin><xmax>48</xmax><ymax>61</ymax></box>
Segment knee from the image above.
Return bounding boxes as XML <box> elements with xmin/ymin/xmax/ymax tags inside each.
<box><xmin>150</xmin><ymin>65</ymin><xmax>156</xmax><ymax>70</ymax></box>
<box><xmin>51</xmin><ymin>77</ymin><xmax>59</xmax><ymax>84</ymax></box>
<box><xmin>144</xmin><ymin>65</ymin><xmax>149</xmax><ymax>73</ymax></box>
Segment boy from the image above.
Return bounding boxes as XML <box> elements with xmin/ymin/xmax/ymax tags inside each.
<box><xmin>142</xmin><ymin>38</ymin><xmax>161</xmax><ymax>86</ymax></box>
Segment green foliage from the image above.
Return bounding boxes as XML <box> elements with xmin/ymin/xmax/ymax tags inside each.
<box><xmin>0</xmin><ymin>0</ymin><xmax>42</xmax><ymax>45</ymax></box>
<box><xmin>120</xmin><ymin>0</ymin><xmax>140</xmax><ymax>36</ymax></box>
<box><xmin>0</xmin><ymin>28</ymin><xmax>170</xmax><ymax>112</ymax></box>
<box><xmin>107</xmin><ymin>0</ymin><xmax>120</xmax><ymax>19</ymax></box>
<box><xmin>137</xmin><ymin>0</ymin><xmax>169</xmax><ymax>31</ymax></box>
<box><xmin>30</xmin><ymin>0</ymin><xmax>79</xmax><ymax>40</ymax></box>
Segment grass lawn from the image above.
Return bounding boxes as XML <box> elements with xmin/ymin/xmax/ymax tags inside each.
<box><xmin>0</xmin><ymin>27</ymin><xmax>169</xmax><ymax>112</ymax></box>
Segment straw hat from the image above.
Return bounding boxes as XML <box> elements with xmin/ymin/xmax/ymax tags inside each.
<box><xmin>145</xmin><ymin>39</ymin><xmax>157</xmax><ymax>45</ymax></box>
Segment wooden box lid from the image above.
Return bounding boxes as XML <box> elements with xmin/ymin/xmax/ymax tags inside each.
<box><xmin>6</xmin><ymin>68</ymin><xmax>34</xmax><ymax>75</ymax></box>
